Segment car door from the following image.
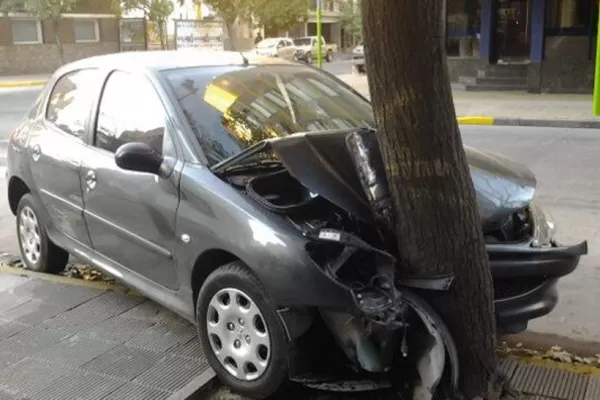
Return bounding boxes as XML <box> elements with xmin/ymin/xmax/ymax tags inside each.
<box><xmin>283</xmin><ymin>39</ymin><xmax>295</xmax><ymax>60</ymax></box>
<box><xmin>27</xmin><ymin>68</ymin><xmax>103</xmax><ymax>246</ymax></box>
<box><xmin>80</xmin><ymin>70</ymin><xmax>181</xmax><ymax>290</ymax></box>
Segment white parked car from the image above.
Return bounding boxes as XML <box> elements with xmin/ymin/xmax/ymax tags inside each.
<box><xmin>254</xmin><ymin>37</ymin><xmax>296</xmax><ymax>61</ymax></box>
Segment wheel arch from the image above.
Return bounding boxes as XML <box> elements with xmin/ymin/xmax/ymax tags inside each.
<box><xmin>8</xmin><ymin>176</ymin><xmax>31</xmax><ymax>216</ymax></box>
<box><xmin>191</xmin><ymin>248</ymin><xmax>241</xmax><ymax>313</ymax></box>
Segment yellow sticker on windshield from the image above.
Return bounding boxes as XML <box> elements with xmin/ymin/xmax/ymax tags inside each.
<box><xmin>204</xmin><ymin>83</ymin><xmax>238</xmax><ymax>113</ymax></box>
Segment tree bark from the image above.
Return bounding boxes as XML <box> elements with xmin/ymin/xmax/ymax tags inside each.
<box><xmin>52</xmin><ymin>18</ymin><xmax>65</xmax><ymax>66</ymax></box>
<box><xmin>360</xmin><ymin>1</ymin><xmax>498</xmax><ymax>398</ymax></box>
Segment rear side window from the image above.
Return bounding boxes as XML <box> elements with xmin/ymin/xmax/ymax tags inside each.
<box><xmin>46</xmin><ymin>69</ymin><xmax>100</xmax><ymax>138</ymax></box>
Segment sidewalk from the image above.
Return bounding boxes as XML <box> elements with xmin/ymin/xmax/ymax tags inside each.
<box><xmin>0</xmin><ymin>267</ymin><xmax>214</xmax><ymax>400</ymax></box>
<box><xmin>339</xmin><ymin>74</ymin><xmax>600</xmax><ymax>129</ymax></box>
<box><xmin>1</xmin><ymin>267</ymin><xmax>600</xmax><ymax>400</ymax></box>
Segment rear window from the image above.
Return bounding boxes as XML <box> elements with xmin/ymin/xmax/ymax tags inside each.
<box><xmin>163</xmin><ymin>64</ymin><xmax>374</xmax><ymax>166</ymax></box>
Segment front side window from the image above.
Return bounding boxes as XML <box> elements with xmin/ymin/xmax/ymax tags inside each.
<box><xmin>95</xmin><ymin>71</ymin><xmax>167</xmax><ymax>155</ymax></box>
<box><xmin>46</xmin><ymin>69</ymin><xmax>101</xmax><ymax>138</ymax></box>
<box><xmin>163</xmin><ymin>64</ymin><xmax>374</xmax><ymax>166</ymax></box>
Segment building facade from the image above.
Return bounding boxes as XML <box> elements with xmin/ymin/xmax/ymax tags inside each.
<box><xmin>0</xmin><ymin>0</ymin><xmax>118</xmax><ymax>75</ymax></box>
<box><xmin>446</xmin><ymin>0</ymin><xmax>597</xmax><ymax>93</ymax></box>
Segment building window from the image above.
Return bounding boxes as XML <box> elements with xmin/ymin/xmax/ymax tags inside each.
<box><xmin>74</xmin><ymin>19</ymin><xmax>99</xmax><ymax>43</ymax></box>
<box><xmin>545</xmin><ymin>0</ymin><xmax>592</xmax><ymax>35</ymax></box>
<box><xmin>446</xmin><ymin>0</ymin><xmax>482</xmax><ymax>57</ymax></box>
<box><xmin>11</xmin><ymin>19</ymin><xmax>42</xmax><ymax>44</ymax></box>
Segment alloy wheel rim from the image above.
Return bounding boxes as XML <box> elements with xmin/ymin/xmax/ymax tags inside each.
<box><xmin>206</xmin><ymin>287</ymin><xmax>271</xmax><ymax>381</ymax></box>
<box><xmin>18</xmin><ymin>206</ymin><xmax>41</xmax><ymax>266</ymax></box>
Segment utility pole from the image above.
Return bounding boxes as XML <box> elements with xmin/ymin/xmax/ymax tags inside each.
<box><xmin>594</xmin><ymin>2</ymin><xmax>600</xmax><ymax>116</ymax></box>
<box><xmin>316</xmin><ymin>0</ymin><xmax>323</xmax><ymax>68</ymax></box>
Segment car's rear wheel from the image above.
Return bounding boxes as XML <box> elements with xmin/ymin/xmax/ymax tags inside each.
<box><xmin>16</xmin><ymin>194</ymin><xmax>69</xmax><ymax>273</ymax></box>
<box><xmin>196</xmin><ymin>261</ymin><xmax>288</xmax><ymax>399</ymax></box>
<box><xmin>325</xmin><ymin>50</ymin><xmax>333</xmax><ymax>62</ymax></box>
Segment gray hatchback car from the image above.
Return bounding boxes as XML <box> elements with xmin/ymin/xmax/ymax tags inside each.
<box><xmin>5</xmin><ymin>51</ymin><xmax>587</xmax><ymax>399</ymax></box>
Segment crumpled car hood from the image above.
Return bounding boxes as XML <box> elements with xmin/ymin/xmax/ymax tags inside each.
<box><xmin>269</xmin><ymin>129</ymin><xmax>536</xmax><ymax>225</ymax></box>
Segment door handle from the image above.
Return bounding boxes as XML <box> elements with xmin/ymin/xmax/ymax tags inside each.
<box><xmin>85</xmin><ymin>170</ymin><xmax>97</xmax><ymax>190</ymax></box>
<box><xmin>31</xmin><ymin>144</ymin><xmax>41</xmax><ymax>162</ymax></box>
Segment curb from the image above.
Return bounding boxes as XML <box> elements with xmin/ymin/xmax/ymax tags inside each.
<box><xmin>501</xmin><ymin>354</ymin><xmax>600</xmax><ymax>377</ymax></box>
<box><xmin>0</xmin><ymin>80</ymin><xmax>46</xmax><ymax>88</ymax></box>
<box><xmin>0</xmin><ymin>264</ymin><xmax>141</xmax><ymax>296</ymax></box>
<box><xmin>457</xmin><ymin>115</ymin><xmax>600</xmax><ymax>129</ymax></box>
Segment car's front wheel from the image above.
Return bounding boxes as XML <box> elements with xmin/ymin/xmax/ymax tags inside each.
<box><xmin>16</xmin><ymin>194</ymin><xmax>69</xmax><ymax>273</ymax></box>
<box><xmin>196</xmin><ymin>261</ymin><xmax>289</xmax><ymax>399</ymax></box>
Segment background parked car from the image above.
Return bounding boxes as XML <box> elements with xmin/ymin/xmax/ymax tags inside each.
<box><xmin>293</xmin><ymin>35</ymin><xmax>336</xmax><ymax>63</ymax></box>
<box><xmin>352</xmin><ymin>42</ymin><xmax>366</xmax><ymax>74</ymax></box>
<box><xmin>254</xmin><ymin>37</ymin><xmax>296</xmax><ymax>61</ymax></box>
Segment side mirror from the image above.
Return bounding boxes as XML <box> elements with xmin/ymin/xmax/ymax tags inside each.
<box><xmin>115</xmin><ymin>142</ymin><xmax>163</xmax><ymax>175</ymax></box>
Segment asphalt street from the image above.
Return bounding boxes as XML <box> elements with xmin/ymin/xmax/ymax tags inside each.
<box><xmin>0</xmin><ymin>79</ymin><xmax>598</xmax><ymax>344</ymax></box>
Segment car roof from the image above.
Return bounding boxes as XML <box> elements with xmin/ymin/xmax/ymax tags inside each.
<box><xmin>59</xmin><ymin>50</ymin><xmax>295</xmax><ymax>76</ymax></box>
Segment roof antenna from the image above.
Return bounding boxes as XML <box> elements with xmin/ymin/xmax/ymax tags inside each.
<box><xmin>240</xmin><ymin>52</ymin><xmax>249</xmax><ymax>66</ymax></box>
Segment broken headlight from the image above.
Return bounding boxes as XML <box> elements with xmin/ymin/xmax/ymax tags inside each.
<box><xmin>529</xmin><ymin>200</ymin><xmax>556</xmax><ymax>247</ymax></box>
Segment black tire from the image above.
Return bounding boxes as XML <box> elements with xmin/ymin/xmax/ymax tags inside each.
<box><xmin>16</xmin><ymin>193</ymin><xmax>69</xmax><ymax>273</ymax></box>
<box><xmin>325</xmin><ymin>50</ymin><xmax>333</xmax><ymax>62</ymax></box>
<box><xmin>305</xmin><ymin>52</ymin><xmax>312</xmax><ymax>64</ymax></box>
<box><xmin>196</xmin><ymin>261</ymin><xmax>289</xmax><ymax>399</ymax></box>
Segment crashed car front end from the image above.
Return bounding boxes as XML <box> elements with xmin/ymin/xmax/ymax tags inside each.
<box><xmin>213</xmin><ymin>127</ymin><xmax>587</xmax><ymax>397</ymax></box>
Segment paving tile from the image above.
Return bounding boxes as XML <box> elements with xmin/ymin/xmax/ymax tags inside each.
<box><xmin>100</xmin><ymin>382</ymin><xmax>171</xmax><ymax>400</ymax></box>
<box><xmin>169</xmin><ymin>337</ymin><xmax>206</xmax><ymax>361</ymax></box>
<box><xmin>0</xmin><ymin>351</ymin><xmax>23</xmax><ymax>370</ymax></box>
<box><xmin>0</xmin><ymin>319</ymin><xmax>29</xmax><ymax>341</ymax></box>
<box><xmin>10</xmin><ymin>279</ymin><xmax>102</xmax><ymax>307</ymax></box>
<box><xmin>0</xmin><ymin>324</ymin><xmax>72</xmax><ymax>357</ymax></box>
<box><xmin>0</xmin><ymin>299</ymin><xmax>73</xmax><ymax>325</ymax></box>
<box><xmin>32</xmin><ymin>335</ymin><xmax>118</xmax><ymax>367</ymax></box>
<box><xmin>119</xmin><ymin>300</ymin><xmax>184</xmax><ymax>323</ymax></box>
<box><xmin>25</xmin><ymin>369</ymin><xmax>126</xmax><ymax>400</ymax></box>
<box><xmin>511</xmin><ymin>363</ymin><xmax>589</xmax><ymax>400</ymax></box>
<box><xmin>133</xmin><ymin>355</ymin><xmax>210</xmax><ymax>393</ymax></box>
<box><xmin>498</xmin><ymin>358</ymin><xmax>519</xmax><ymax>380</ymax></box>
<box><xmin>584</xmin><ymin>376</ymin><xmax>600</xmax><ymax>400</ymax></box>
<box><xmin>78</xmin><ymin>315</ymin><xmax>156</xmax><ymax>344</ymax></box>
<box><xmin>81</xmin><ymin>344</ymin><xmax>165</xmax><ymax>381</ymax></box>
<box><xmin>0</xmin><ymin>358</ymin><xmax>75</xmax><ymax>397</ymax></box>
<box><xmin>124</xmin><ymin>320</ymin><xmax>196</xmax><ymax>353</ymax></box>
<box><xmin>0</xmin><ymin>390</ymin><xmax>18</xmax><ymax>400</ymax></box>
<box><xmin>0</xmin><ymin>292</ymin><xmax>31</xmax><ymax>314</ymax></box>
<box><xmin>42</xmin><ymin>291</ymin><xmax>145</xmax><ymax>330</ymax></box>
<box><xmin>0</xmin><ymin>275</ymin><xmax>30</xmax><ymax>292</ymax></box>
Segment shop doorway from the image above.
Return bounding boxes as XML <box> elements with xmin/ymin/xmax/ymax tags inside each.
<box><xmin>492</xmin><ymin>0</ymin><xmax>532</xmax><ymax>62</ymax></box>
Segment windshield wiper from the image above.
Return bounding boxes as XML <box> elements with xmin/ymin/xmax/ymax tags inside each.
<box><xmin>221</xmin><ymin>160</ymin><xmax>282</xmax><ymax>174</ymax></box>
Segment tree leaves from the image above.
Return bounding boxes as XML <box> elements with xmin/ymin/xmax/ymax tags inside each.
<box><xmin>121</xmin><ymin>0</ymin><xmax>184</xmax><ymax>21</ymax></box>
<box><xmin>253</xmin><ymin>0</ymin><xmax>308</xmax><ymax>33</ymax></box>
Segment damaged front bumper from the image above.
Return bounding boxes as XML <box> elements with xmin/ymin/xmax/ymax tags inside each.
<box><xmin>488</xmin><ymin>239</ymin><xmax>588</xmax><ymax>333</ymax></box>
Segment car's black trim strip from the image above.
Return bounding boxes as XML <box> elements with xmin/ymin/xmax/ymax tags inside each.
<box><xmin>83</xmin><ymin>209</ymin><xmax>173</xmax><ymax>259</ymax></box>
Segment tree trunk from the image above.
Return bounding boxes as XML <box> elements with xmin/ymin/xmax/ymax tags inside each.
<box><xmin>52</xmin><ymin>19</ymin><xmax>65</xmax><ymax>66</ymax></box>
<box><xmin>224</xmin><ymin>18</ymin><xmax>238</xmax><ymax>51</ymax></box>
<box><xmin>360</xmin><ymin>1</ymin><xmax>499</xmax><ymax>398</ymax></box>
<box><xmin>158</xmin><ymin>20</ymin><xmax>166</xmax><ymax>50</ymax></box>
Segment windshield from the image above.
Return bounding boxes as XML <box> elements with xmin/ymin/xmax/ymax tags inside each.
<box><xmin>257</xmin><ymin>38</ymin><xmax>279</xmax><ymax>48</ymax></box>
<box><xmin>163</xmin><ymin>64</ymin><xmax>374</xmax><ymax>166</ymax></box>
<box><xmin>293</xmin><ymin>38</ymin><xmax>312</xmax><ymax>46</ymax></box>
